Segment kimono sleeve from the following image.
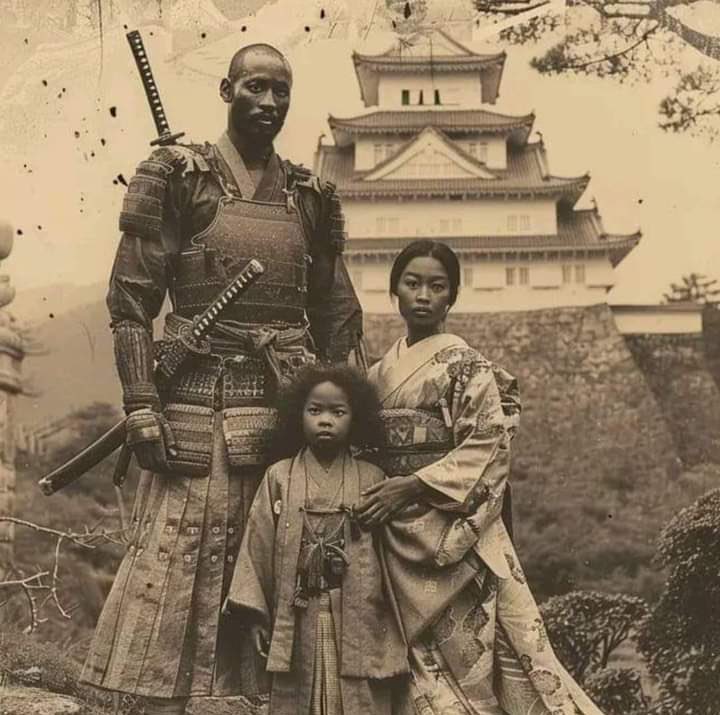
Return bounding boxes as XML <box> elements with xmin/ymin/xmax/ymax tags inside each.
<box><xmin>415</xmin><ymin>354</ymin><xmax>512</xmax><ymax>518</ymax></box>
<box><xmin>224</xmin><ymin>467</ymin><xmax>280</xmax><ymax>627</ymax></box>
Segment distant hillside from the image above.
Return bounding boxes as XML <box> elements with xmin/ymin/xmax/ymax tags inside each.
<box><xmin>11</xmin><ymin>282</ymin><xmax>106</xmax><ymax>325</ymax></box>
<box><xmin>18</xmin><ymin>298</ymin><xmax>118</xmax><ymax>425</ymax></box>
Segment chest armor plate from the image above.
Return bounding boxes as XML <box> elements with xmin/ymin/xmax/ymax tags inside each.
<box><xmin>172</xmin><ymin>194</ymin><xmax>309</xmax><ymax>326</ymax></box>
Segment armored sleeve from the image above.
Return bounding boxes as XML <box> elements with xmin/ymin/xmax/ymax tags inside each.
<box><xmin>301</xmin><ymin>178</ymin><xmax>365</xmax><ymax>365</ymax></box>
<box><xmin>107</xmin><ymin>147</ymin><xmax>187</xmax><ymax>411</ymax></box>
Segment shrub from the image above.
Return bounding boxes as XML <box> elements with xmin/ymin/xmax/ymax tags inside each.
<box><xmin>541</xmin><ymin>590</ymin><xmax>648</xmax><ymax>681</ymax></box>
<box><xmin>638</xmin><ymin>488</ymin><xmax>720</xmax><ymax>715</ymax></box>
<box><xmin>585</xmin><ymin>667</ymin><xmax>651</xmax><ymax>715</ymax></box>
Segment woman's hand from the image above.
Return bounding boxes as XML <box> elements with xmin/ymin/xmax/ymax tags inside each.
<box><xmin>250</xmin><ymin>622</ymin><xmax>270</xmax><ymax>658</ymax></box>
<box><xmin>356</xmin><ymin>475</ymin><xmax>425</xmax><ymax>528</ymax></box>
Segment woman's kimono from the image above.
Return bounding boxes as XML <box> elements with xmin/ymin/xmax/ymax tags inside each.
<box><xmin>226</xmin><ymin>449</ymin><xmax>409</xmax><ymax>714</ymax></box>
<box><xmin>368</xmin><ymin>333</ymin><xmax>604</xmax><ymax>715</ymax></box>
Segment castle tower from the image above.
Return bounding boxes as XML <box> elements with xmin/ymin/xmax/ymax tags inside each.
<box><xmin>0</xmin><ymin>220</ymin><xmax>25</xmax><ymax>569</ymax></box>
<box><xmin>314</xmin><ymin>28</ymin><xmax>639</xmax><ymax>313</ymax></box>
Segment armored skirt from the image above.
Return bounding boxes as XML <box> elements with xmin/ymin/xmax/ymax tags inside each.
<box><xmin>80</xmin><ymin>415</ymin><xmax>267</xmax><ymax>699</ymax></box>
<box><xmin>369</xmin><ymin>334</ymin><xmax>606</xmax><ymax>715</ymax></box>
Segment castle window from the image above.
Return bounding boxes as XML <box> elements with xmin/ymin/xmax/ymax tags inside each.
<box><xmin>452</xmin><ymin>218</ymin><xmax>462</xmax><ymax>233</ymax></box>
<box><xmin>418</xmin><ymin>89</ymin><xmax>424</xmax><ymax>105</ymax></box>
<box><xmin>519</xmin><ymin>215</ymin><xmax>531</xmax><ymax>231</ymax></box>
<box><xmin>439</xmin><ymin>219</ymin><xmax>449</xmax><ymax>234</ymax></box>
<box><xmin>507</xmin><ymin>215</ymin><xmax>518</xmax><ymax>232</ymax></box>
<box><xmin>562</xmin><ymin>264</ymin><xmax>572</xmax><ymax>284</ymax></box>
<box><xmin>468</xmin><ymin>143</ymin><xmax>477</xmax><ymax>158</ymax></box>
<box><xmin>388</xmin><ymin>217</ymin><xmax>399</xmax><ymax>234</ymax></box>
<box><xmin>464</xmin><ymin>267</ymin><xmax>474</xmax><ymax>287</ymax></box>
<box><xmin>575</xmin><ymin>264</ymin><xmax>586</xmax><ymax>283</ymax></box>
<box><xmin>479</xmin><ymin>142</ymin><xmax>488</xmax><ymax>163</ymax></box>
<box><xmin>401</xmin><ymin>89</ymin><xmax>410</xmax><ymax>105</ymax></box>
<box><xmin>376</xmin><ymin>217</ymin><xmax>386</xmax><ymax>235</ymax></box>
<box><xmin>374</xmin><ymin>143</ymin><xmax>384</xmax><ymax>164</ymax></box>
<box><xmin>351</xmin><ymin>270</ymin><xmax>363</xmax><ymax>290</ymax></box>
<box><xmin>519</xmin><ymin>267</ymin><xmax>530</xmax><ymax>285</ymax></box>
<box><xmin>385</xmin><ymin>143</ymin><xmax>394</xmax><ymax>159</ymax></box>
<box><xmin>506</xmin><ymin>267</ymin><xmax>516</xmax><ymax>286</ymax></box>
<box><xmin>434</xmin><ymin>89</ymin><xmax>441</xmax><ymax>105</ymax></box>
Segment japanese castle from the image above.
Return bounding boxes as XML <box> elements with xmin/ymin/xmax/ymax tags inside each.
<box><xmin>314</xmin><ymin>28</ymin><xmax>640</xmax><ymax>313</ymax></box>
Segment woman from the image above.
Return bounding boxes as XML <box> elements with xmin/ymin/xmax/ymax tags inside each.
<box><xmin>357</xmin><ymin>240</ymin><xmax>604</xmax><ymax>715</ymax></box>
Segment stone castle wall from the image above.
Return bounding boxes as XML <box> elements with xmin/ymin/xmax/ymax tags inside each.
<box><xmin>624</xmin><ymin>332</ymin><xmax>720</xmax><ymax>465</ymax></box>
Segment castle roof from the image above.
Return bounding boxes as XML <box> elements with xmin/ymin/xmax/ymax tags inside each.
<box><xmin>328</xmin><ymin>109</ymin><xmax>534</xmax><ymax>145</ymax></box>
<box><xmin>316</xmin><ymin>140</ymin><xmax>589</xmax><ymax>204</ymax></box>
<box><xmin>345</xmin><ymin>209</ymin><xmax>640</xmax><ymax>266</ymax></box>
<box><xmin>352</xmin><ymin>28</ymin><xmax>506</xmax><ymax>105</ymax></box>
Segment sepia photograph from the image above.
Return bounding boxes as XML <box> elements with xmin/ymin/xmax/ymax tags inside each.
<box><xmin>0</xmin><ymin>0</ymin><xmax>719</xmax><ymax>713</ymax></box>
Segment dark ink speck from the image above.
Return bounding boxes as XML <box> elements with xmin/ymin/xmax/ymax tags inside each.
<box><xmin>42</xmin><ymin>79</ymin><xmax>48</xmax><ymax>86</ymax></box>
<box><xmin>110</xmin><ymin>106</ymin><xmax>118</xmax><ymax>117</ymax></box>
<box><xmin>16</xmin><ymin>229</ymin><xmax>23</xmax><ymax>236</ymax></box>
<box><xmin>305</xmin><ymin>26</ymin><xmax>310</xmax><ymax>32</ymax></box>
<box><xmin>201</xmin><ymin>32</ymin><xmax>206</xmax><ymax>39</ymax></box>
<box><xmin>241</xmin><ymin>25</ymin><xmax>247</xmax><ymax>32</ymax></box>
<box><xmin>100</xmin><ymin>138</ymin><xmax>106</xmax><ymax>146</ymax></box>
<box><xmin>49</xmin><ymin>313</ymin><xmax>55</xmax><ymax>319</ymax></box>
<box><xmin>117</xmin><ymin>173</ymin><xmax>128</xmax><ymax>186</ymax></box>
<box><xmin>320</xmin><ymin>8</ymin><xmax>325</xmax><ymax>18</ymax></box>
<box><xmin>74</xmin><ymin>130</ymin><xmax>80</xmax><ymax>138</ymax></box>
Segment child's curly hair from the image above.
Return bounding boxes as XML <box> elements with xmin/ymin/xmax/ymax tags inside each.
<box><xmin>267</xmin><ymin>364</ymin><xmax>384</xmax><ymax>462</ymax></box>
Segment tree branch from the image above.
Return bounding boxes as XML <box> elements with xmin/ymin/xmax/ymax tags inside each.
<box><xmin>0</xmin><ymin>517</ymin><xmax>127</xmax><ymax>631</ymax></box>
<box><xmin>563</xmin><ymin>24</ymin><xmax>658</xmax><ymax>69</ymax></box>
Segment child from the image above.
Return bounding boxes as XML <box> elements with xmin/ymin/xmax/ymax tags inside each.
<box><xmin>225</xmin><ymin>365</ymin><xmax>409</xmax><ymax>714</ymax></box>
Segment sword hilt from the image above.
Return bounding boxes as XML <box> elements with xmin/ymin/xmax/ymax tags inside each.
<box><xmin>191</xmin><ymin>259</ymin><xmax>265</xmax><ymax>341</ymax></box>
<box><xmin>126</xmin><ymin>30</ymin><xmax>185</xmax><ymax>147</ymax></box>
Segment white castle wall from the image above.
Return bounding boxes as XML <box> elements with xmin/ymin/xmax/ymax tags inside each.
<box><xmin>343</xmin><ymin>197</ymin><xmax>558</xmax><ymax>238</ymax></box>
<box><xmin>346</xmin><ymin>254</ymin><xmax>614</xmax><ymax>313</ymax></box>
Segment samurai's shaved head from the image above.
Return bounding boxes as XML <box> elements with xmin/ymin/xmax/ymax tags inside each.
<box><xmin>227</xmin><ymin>43</ymin><xmax>292</xmax><ymax>84</ymax></box>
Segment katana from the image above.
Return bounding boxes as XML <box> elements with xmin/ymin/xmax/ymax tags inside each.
<box><xmin>38</xmin><ymin>260</ymin><xmax>265</xmax><ymax>496</ymax></box>
<box><xmin>126</xmin><ymin>29</ymin><xmax>185</xmax><ymax>146</ymax></box>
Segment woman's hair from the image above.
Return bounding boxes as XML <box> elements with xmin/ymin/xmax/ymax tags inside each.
<box><xmin>267</xmin><ymin>364</ymin><xmax>384</xmax><ymax>462</ymax></box>
<box><xmin>389</xmin><ymin>240</ymin><xmax>461</xmax><ymax>306</ymax></box>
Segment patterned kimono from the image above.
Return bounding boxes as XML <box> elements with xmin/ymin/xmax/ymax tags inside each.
<box><xmin>226</xmin><ymin>449</ymin><xmax>409</xmax><ymax>715</ymax></box>
<box><xmin>368</xmin><ymin>333</ymin><xmax>605</xmax><ymax>715</ymax></box>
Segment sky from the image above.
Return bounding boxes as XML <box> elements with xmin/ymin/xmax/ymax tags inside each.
<box><xmin>0</xmin><ymin>0</ymin><xmax>718</xmax><ymax>305</ymax></box>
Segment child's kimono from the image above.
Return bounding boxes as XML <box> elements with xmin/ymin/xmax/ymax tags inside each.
<box><xmin>226</xmin><ymin>448</ymin><xmax>409</xmax><ymax>714</ymax></box>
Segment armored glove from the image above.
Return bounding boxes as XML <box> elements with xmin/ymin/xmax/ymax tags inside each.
<box><xmin>125</xmin><ymin>407</ymin><xmax>178</xmax><ymax>473</ymax></box>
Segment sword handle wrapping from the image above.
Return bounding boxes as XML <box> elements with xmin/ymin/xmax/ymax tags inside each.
<box><xmin>126</xmin><ymin>30</ymin><xmax>185</xmax><ymax>147</ymax></box>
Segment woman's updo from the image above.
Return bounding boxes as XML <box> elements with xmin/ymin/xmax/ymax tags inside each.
<box><xmin>389</xmin><ymin>240</ymin><xmax>461</xmax><ymax>306</ymax></box>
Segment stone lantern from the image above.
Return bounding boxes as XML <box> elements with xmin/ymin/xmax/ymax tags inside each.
<box><xmin>0</xmin><ymin>220</ymin><xmax>25</xmax><ymax>567</ymax></box>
